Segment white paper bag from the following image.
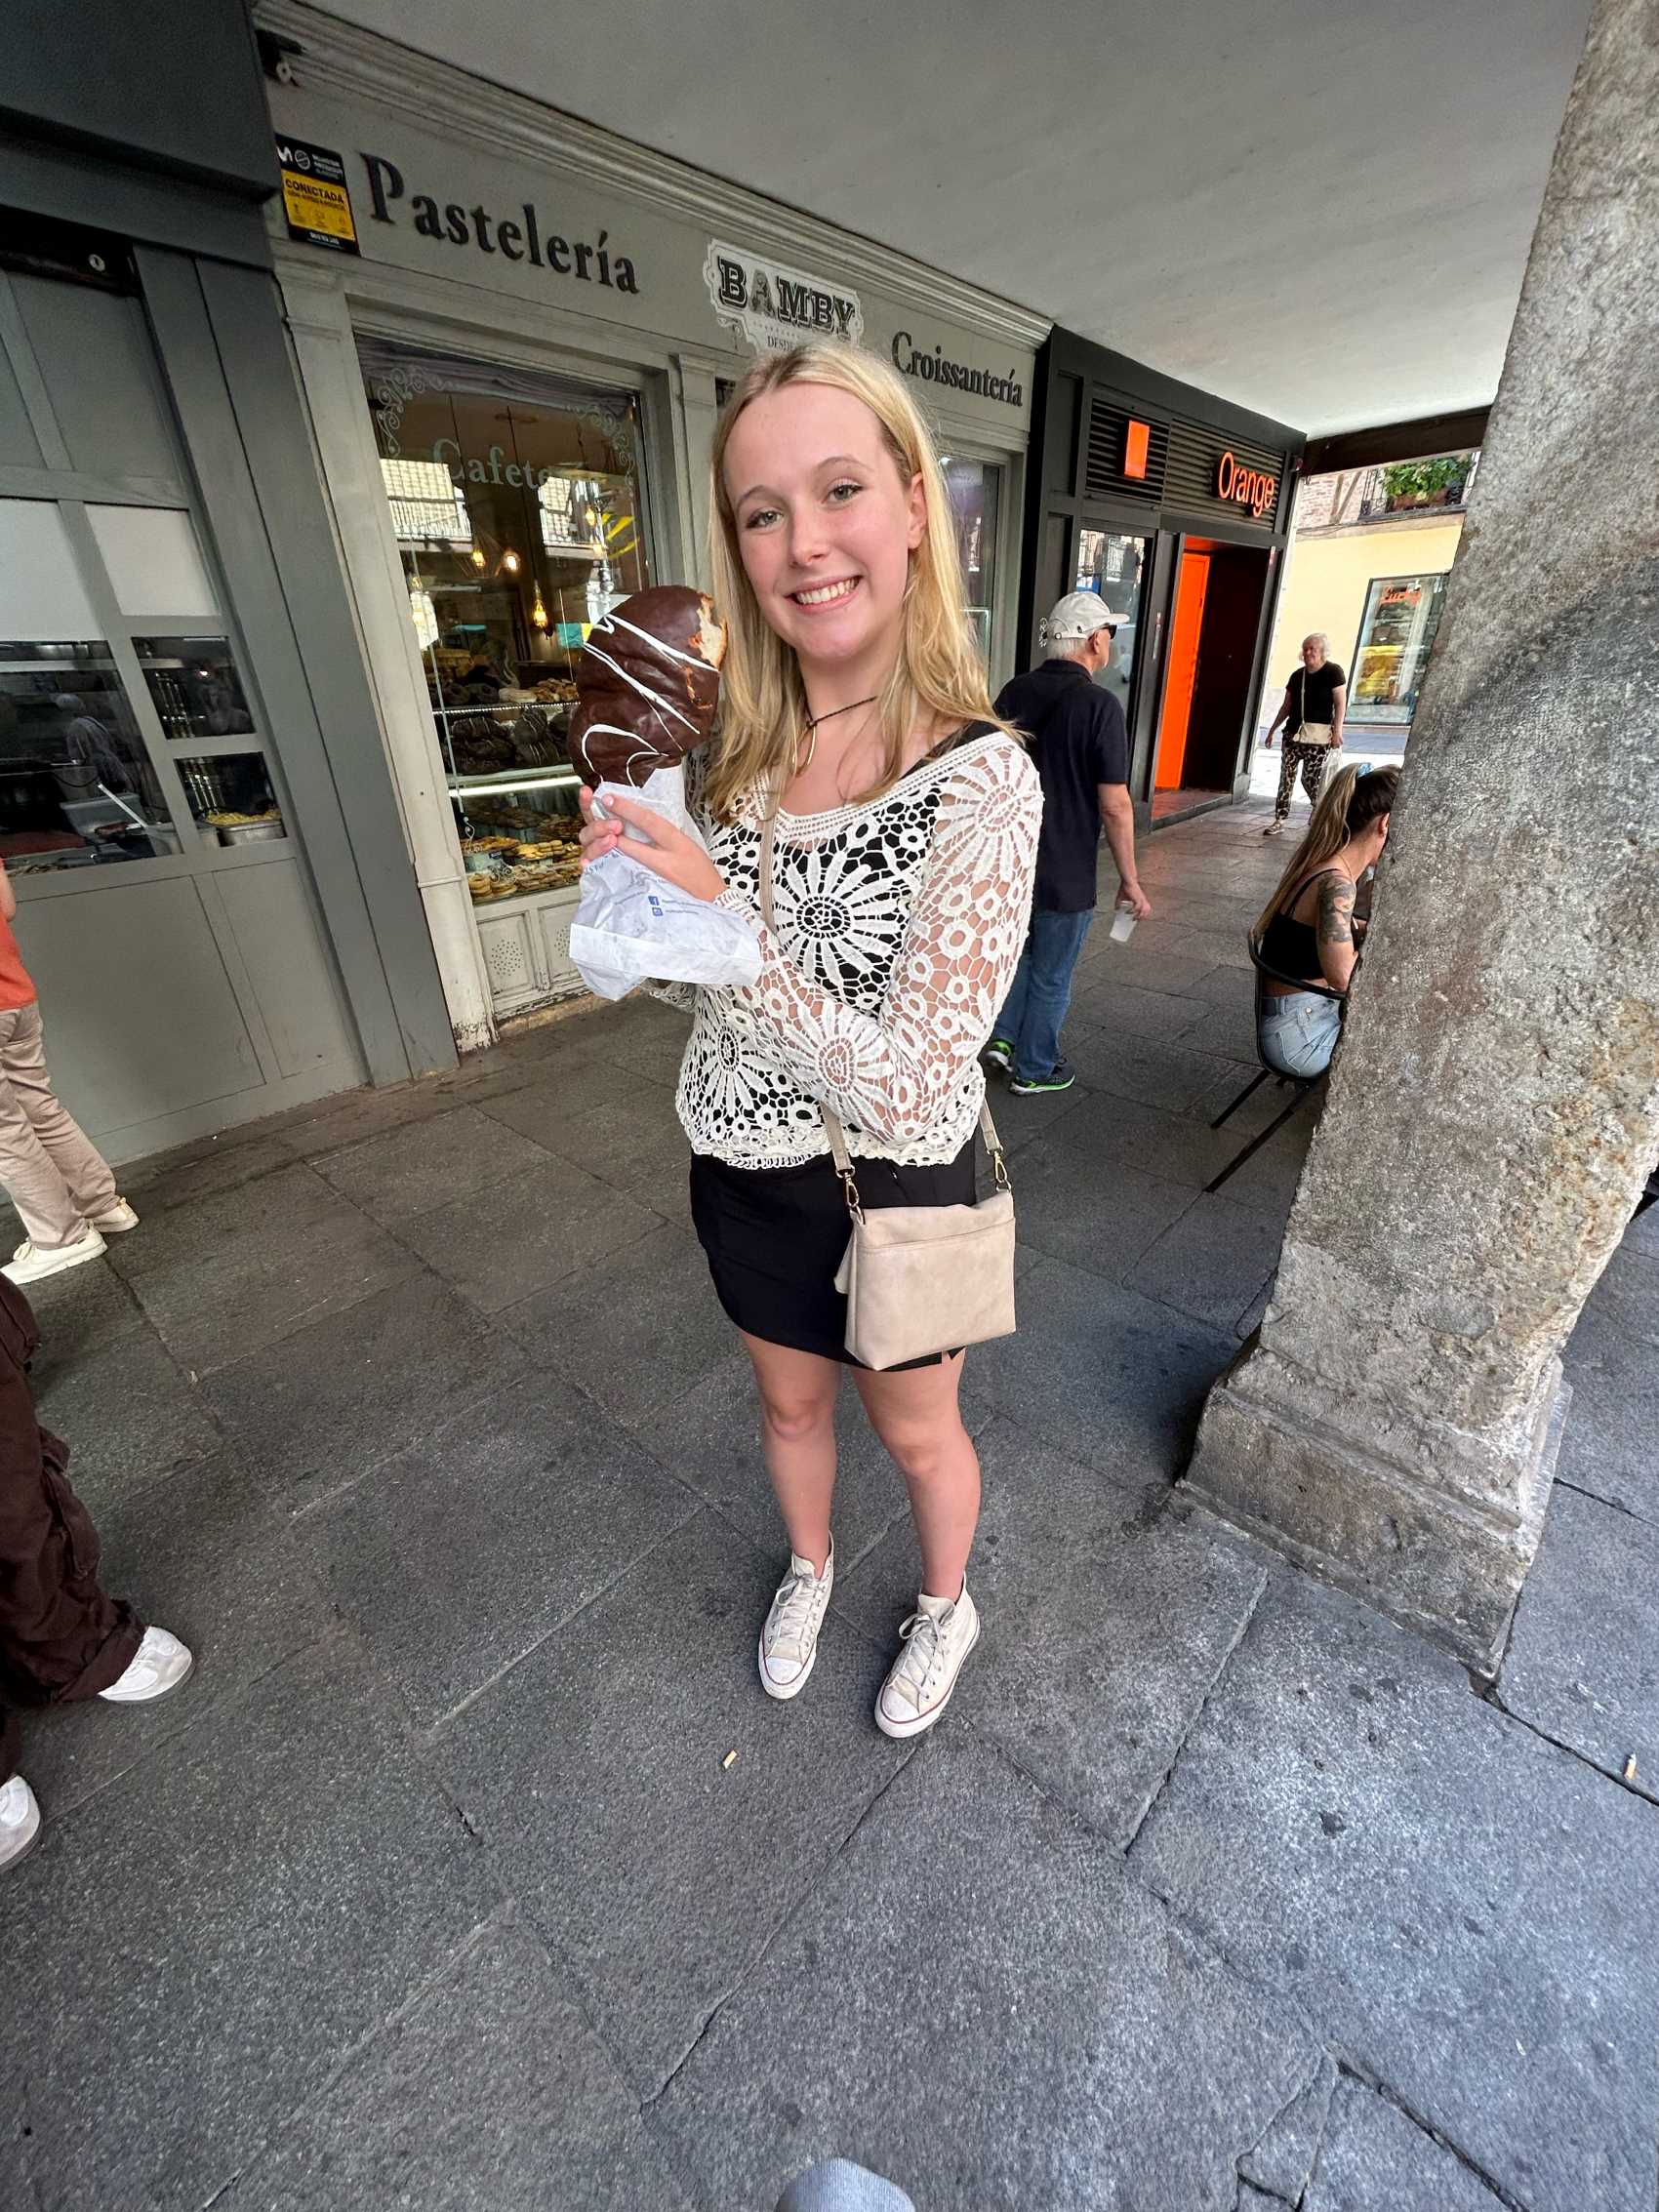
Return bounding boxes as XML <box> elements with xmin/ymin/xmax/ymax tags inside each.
<box><xmin>565</xmin><ymin>766</ymin><xmax>760</xmax><ymax>1001</ymax></box>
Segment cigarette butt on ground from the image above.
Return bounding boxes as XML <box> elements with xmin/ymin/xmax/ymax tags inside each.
<box><xmin>722</xmin><ymin>1750</ymin><xmax>738</xmax><ymax>1770</ymax></box>
<box><xmin>1625</xmin><ymin>1755</ymin><xmax>1638</xmax><ymax>1781</ymax></box>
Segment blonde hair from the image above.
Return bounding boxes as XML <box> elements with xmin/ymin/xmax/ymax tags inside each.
<box><xmin>705</xmin><ymin>342</ymin><xmax>1007</xmax><ymax>820</ymax></box>
<box><xmin>1255</xmin><ymin>764</ymin><xmax>1399</xmax><ymax>939</ymax></box>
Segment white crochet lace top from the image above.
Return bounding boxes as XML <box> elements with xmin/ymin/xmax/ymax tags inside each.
<box><xmin>670</xmin><ymin>726</ymin><xmax>1041</xmax><ymax>1169</ymax></box>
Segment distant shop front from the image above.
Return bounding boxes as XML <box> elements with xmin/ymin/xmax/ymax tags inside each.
<box><xmin>1019</xmin><ymin>326</ymin><xmax>1303</xmax><ymax>825</ymax></box>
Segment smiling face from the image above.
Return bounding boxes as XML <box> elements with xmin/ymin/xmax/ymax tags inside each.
<box><xmin>721</xmin><ymin>382</ymin><xmax>926</xmax><ymax>676</ymax></box>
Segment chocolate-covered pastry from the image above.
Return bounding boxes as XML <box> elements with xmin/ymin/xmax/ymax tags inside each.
<box><xmin>569</xmin><ymin>586</ymin><xmax>725</xmax><ymax>787</ymax></box>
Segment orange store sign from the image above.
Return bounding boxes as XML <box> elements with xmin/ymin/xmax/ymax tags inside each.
<box><xmin>1216</xmin><ymin>449</ymin><xmax>1279</xmax><ymax>519</ymax></box>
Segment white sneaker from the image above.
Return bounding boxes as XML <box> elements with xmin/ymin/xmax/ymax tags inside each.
<box><xmin>0</xmin><ymin>1774</ymin><xmax>42</xmax><ymax>1871</ymax></box>
<box><xmin>758</xmin><ymin>1542</ymin><xmax>834</xmax><ymax>1702</ymax></box>
<box><xmin>875</xmin><ymin>1582</ymin><xmax>981</xmax><ymax>1740</ymax></box>
<box><xmin>3</xmin><ymin>1227</ymin><xmax>106</xmax><ymax>1286</ymax></box>
<box><xmin>99</xmin><ymin>1625</ymin><xmax>194</xmax><ymax>1704</ymax></box>
<box><xmin>91</xmin><ymin>1198</ymin><xmax>140</xmax><ymax>1233</ymax></box>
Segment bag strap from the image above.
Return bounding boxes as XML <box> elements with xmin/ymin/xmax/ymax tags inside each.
<box><xmin>757</xmin><ymin>793</ymin><xmax>1007</xmax><ymax>1220</ymax></box>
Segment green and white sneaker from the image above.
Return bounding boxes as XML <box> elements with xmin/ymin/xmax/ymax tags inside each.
<box><xmin>1009</xmin><ymin>1060</ymin><xmax>1075</xmax><ymax>1096</ymax></box>
<box><xmin>758</xmin><ymin>1542</ymin><xmax>834</xmax><ymax>1702</ymax></box>
<box><xmin>982</xmin><ymin>1036</ymin><xmax>1014</xmax><ymax>1074</ymax></box>
<box><xmin>875</xmin><ymin>1582</ymin><xmax>981</xmax><ymax>1740</ymax></box>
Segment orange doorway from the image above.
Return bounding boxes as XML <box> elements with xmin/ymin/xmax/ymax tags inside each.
<box><xmin>1156</xmin><ymin>549</ymin><xmax>1210</xmax><ymax>789</ymax></box>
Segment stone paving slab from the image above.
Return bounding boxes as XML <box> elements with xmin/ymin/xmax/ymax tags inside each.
<box><xmin>430</xmin><ymin>1509</ymin><xmax>911</xmax><ymax>2096</ymax></box>
<box><xmin>219</xmin><ymin>1911</ymin><xmax>694</xmax><ymax>2212</ymax></box>
<box><xmin>1303</xmin><ymin>2074</ymin><xmax>1510</xmax><ymax>2211</ymax></box>
<box><xmin>123</xmin><ymin>1129</ymin><xmax>299</xmax><ymax>1206</ymax></box>
<box><xmin>650</xmin><ymin>1732</ymin><xmax>1323</xmax><ymax>2212</ymax></box>
<box><xmin>313</xmin><ymin>1104</ymin><xmax>559</xmax><ymax>1223</ymax></box>
<box><xmin>1126</xmin><ymin>1192</ymin><xmax>1285</xmax><ymax>1335</ymax></box>
<box><xmin>969</xmin><ymin>1255</ymin><xmax>1235</xmax><ymax>1486</ymax></box>
<box><xmin>1010</xmin><ymin>1129</ymin><xmax>1196</xmax><ymax>1281</ymax></box>
<box><xmin>1499</xmin><ymin>1479</ymin><xmax>1659</xmax><ymax>1803</ymax></box>
<box><xmin>1556</xmin><ymin>1300</ymin><xmax>1659</xmax><ymax>1523</ymax></box>
<box><xmin>1068</xmin><ymin>974</ymin><xmax>1213</xmax><ymax>1042</ymax></box>
<box><xmin>18</xmin><ymin>1449</ymin><xmax>334</xmax><ymax>1818</ymax></box>
<box><xmin>123</xmin><ymin>1205</ymin><xmax>422</xmax><ymax>1375</ymax></box>
<box><xmin>103</xmin><ymin>1157</ymin><xmax>343</xmax><ymax>1279</ymax></box>
<box><xmin>202</xmin><ymin>1273</ymin><xmax>525</xmax><ymax>1509</ymax></box>
<box><xmin>31</xmin><ymin>1324</ymin><xmax>222</xmax><ymax>1515</ymax></box>
<box><xmin>476</xmin><ymin>1050</ymin><xmax>673</xmax><ymax>1141</ymax></box>
<box><xmin>20</xmin><ymin>1252</ymin><xmax>147</xmax><ymax>1359</ymax></box>
<box><xmin>299</xmin><ymin>1378</ymin><xmax>700</xmax><ymax>1729</ymax></box>
<box><xmin>1068</xmin><ymin>1025</ymin><xmax>1255</xmax><ymax>1121</ymax></box>
<box><xmin>834</xmin><ymin>1423</ymin><xmax>1265</xmax><ymax>1844</ymax></box>
<box><xmin>1237</xmin><ymin>2050</ymin><xmax>1335</xmax><ymax>2201</ymax></box>
<box><xmin>0</xmin><ymin>1631</ymin><xmax>503</xmax><ymax>2212</ymax></box>
<box><xmin>1130</xmin><ymin>1572</ymin><xmax>1659</xmax><ymax>2212</ymax></box>
<box><xmin>392</xmin><ymin>1149</ymin><xmax>660</xmax><ymax>1314</ymax></box>
<box><xmin>496</xmin><ymin>1219</ymin><xmax>741</xmax><ymax>1423</ymax></box>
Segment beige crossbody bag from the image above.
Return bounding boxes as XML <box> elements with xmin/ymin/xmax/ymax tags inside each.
<box><xmin>758</xmin><ymin>803</ymin><xmax>1017</xmax><ymax>1370</ymax></box>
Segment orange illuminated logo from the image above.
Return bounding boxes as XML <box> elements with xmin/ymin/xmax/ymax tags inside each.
<box><xmin>1124</xmin><ymin>420</ymin><xmax>1151</xmax><ymax>479</ymax></box>
<box><xmin>1216</xmin><ymin>449</ymin><xmax>1279</xmax><ymax>519</ymax></box>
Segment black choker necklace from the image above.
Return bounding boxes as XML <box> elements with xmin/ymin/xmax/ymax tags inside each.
<box><xmin>797</xmin><ymin>693</ymin><xmax>878</xmax><ymax>774</ymax></box>
<box><xmin>805</xmin><ymin>694</ymin><xmax>879</xmax><ymax>733</ymax></box>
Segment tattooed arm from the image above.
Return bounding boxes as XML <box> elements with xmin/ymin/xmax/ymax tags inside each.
<box><xmin>1315</xmin><ymin>872</ymin><xmax>1358</xmax><ymax>991</ymax></box>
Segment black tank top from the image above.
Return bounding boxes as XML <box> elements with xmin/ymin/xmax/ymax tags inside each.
<box><xmin>1262</xmin><ymin>866</ymin><xmax>1344</xmax><ymax>983</ymax></box>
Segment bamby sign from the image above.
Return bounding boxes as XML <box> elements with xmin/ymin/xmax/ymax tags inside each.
<box><xmin>1216</xmin><ymin>450</ymin><xmax>1279</xmax><ymax>520</ymax></box>
<box><xmin>705</xmin><ymin>242</ymin><xmax>864</xmax><ymax>353</ymax></box>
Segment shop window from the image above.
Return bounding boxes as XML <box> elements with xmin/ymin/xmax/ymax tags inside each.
<box><xmin>1074</xmin><ymin>527</ymin><xmax>1151</xmax><ymax>717</ymax></box>
<box><xmin>940</xmin><ymin>457</ymin><xmax>999</xmax><ymax>661</ymax></box>
<box><xmin>1350</xmin><ymin>572</ymin><xmax>1449</xmax><ymax>725</ymax></box>
<box><xmin>358</xmin><ymin>335</ymin><xmax>651</xmax><ymax>907</ymax></box>
<box><xmin>133</xmin><ymin>636</ymin><xmax>256</xmax><ymax>739</ymax></box>
<box><xmin>0</xmin><ymin>642</ymin><xmax>179</xmax><ymax>869</ymax></box>
<box><xmin>175</xmin><ymin>750</ymin><xmax>285</xmax><ymax>846</ymax></box>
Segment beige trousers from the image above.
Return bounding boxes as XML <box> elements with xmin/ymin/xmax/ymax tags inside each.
<box><xmin>0</xmin><ymin>1003</ymin><xmax>117</xmax><ymax>1250</ymax></box>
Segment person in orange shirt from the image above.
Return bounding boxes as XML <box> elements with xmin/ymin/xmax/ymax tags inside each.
<box><xmin>0</xmin><ymin>860</ymin><xmax>138</xmax><ymax>1286</ymax></box>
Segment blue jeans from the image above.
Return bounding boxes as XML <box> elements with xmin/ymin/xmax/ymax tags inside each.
<box><xmin>995</xmin><ymin>908</ymin><xmax>1094</xmax><ymax>1081</ymax></box>
<box><xmin>1258</xmin><ymin>990</ymin><xmax>1342</xmax><ymax>1077</ymax></box>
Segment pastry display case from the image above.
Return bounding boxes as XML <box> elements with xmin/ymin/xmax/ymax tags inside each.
<box><xmin>359</xmin><ymin>336</ymin><xmax>653</xmax><ymax>914</ymax></box>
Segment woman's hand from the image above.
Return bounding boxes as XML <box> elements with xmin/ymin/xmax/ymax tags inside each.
<box><xmin>578</xmin><ymin>787</ymin><xmax>725</xmax><ymax>905</ymax></box>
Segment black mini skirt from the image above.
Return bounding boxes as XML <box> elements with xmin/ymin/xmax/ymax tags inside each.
<box><xmin>688</xmin><ymin>1140</ymin><xmax>978</xmax><ymax>1370</ymax></box>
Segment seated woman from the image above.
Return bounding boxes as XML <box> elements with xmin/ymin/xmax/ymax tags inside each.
<box><xmin>1254</xmin><ymin>764</ymin><xmax>1398</xmax><ymax>1078</ymax></box>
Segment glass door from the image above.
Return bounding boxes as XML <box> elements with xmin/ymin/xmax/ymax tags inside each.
<box><xmin>1073</xmin><ymin>525</ymin><xmax>1152</xmax><ymax>719</ymax></box>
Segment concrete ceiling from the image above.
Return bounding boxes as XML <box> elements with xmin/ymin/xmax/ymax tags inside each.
<box><xmin>317</xmin><ymin>0</ymin><xmax>1592</xmax><ymax>437</ymax></box>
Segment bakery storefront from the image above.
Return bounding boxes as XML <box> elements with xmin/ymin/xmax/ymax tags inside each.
<box><xmin>1019</xmin><ymin>326</ymin><xmax>1303</xmax><ymax>827</ymax></box>
<box><xmin>263</xmin><ymin>2</ymin><xmax>1043</xmax><ymax>1041</ymax></box>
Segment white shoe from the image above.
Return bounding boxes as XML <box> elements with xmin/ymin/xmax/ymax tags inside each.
<box><xmin>875</xmin><ymin>1582</ymin><xmax>980</xmax><ymax>1740</ymax></box>
<box><xmin>0</xmin><ymin>1774</ymin><xmax>42</xmax><ymax>1871</ymax></box>
<box><xmin>758</xmin><ymin>1542</ymin><xmax>834</xmax><ymax>1702</ymax></box>
<box><xmin>99</xmin><ymin>1625</ymin><xmax>194</xmax><ymax>1704</ymax></box>
<box><xmin>4</xmin><ymin>1227</ymin><xmax>106</xmax><ymax>1286</ymax></box>
<box><xmin>91</xmin><ymin>1198</ymin><xmax>139</xmax><ymax>1233</ymax></box>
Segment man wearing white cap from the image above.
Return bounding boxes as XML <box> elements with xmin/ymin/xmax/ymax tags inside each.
<box><xmin>985</xmin><ymin>593</ymin><xmax>1152</xmax><ymax>1093</ymax></box>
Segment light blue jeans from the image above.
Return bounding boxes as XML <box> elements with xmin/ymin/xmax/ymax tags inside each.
<box><xmin>1258</xmin><ymin>989</ymin><xmax>1342</xmax><ymax>1078</ymax></box>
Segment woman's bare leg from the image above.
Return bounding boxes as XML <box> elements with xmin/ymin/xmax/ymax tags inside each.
<box><xmin>853</xmin><ymin>1351</ymin><xmax>980</xmax><ymax>1599</ymax></box>
<box><xmin>741</xmin><ymin>1332</ymin><xmax>841</xmax><ymax>1574</ymax></box>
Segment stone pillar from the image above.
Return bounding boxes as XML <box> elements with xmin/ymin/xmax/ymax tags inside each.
<box><xmin>1182</xmin><ymin>0</ymin><xmax>1659</xmax><ymax>1675</ymax></box>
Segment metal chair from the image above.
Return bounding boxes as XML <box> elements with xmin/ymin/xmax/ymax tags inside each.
<box><xmin>1204</xmin><ymin>937</ymin><xmax>1346</xmax><ymax>1195</ymax></box>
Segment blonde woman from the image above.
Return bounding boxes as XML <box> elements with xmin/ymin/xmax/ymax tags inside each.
<box><xmin>580</xmin><ymin>343</ymin><xmax>1040</xmax><ymax>1738</ymax></box>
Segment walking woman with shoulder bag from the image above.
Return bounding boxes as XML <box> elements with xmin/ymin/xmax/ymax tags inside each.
<box><xmin>578</xmin><ymin>343</ymin><xmax>1040</xmax><ymax>1738</ymax></box>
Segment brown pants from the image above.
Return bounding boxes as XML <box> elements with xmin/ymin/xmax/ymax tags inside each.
<box><xmin>0</xmin><ymin>1275</ymin><xmax>141</xmax><ymax>1783</ymax></box>
<box><xmin>0</xmin><ymin>1000</ymin><xmax>118</xmax><ymax>1250</ymax></box>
